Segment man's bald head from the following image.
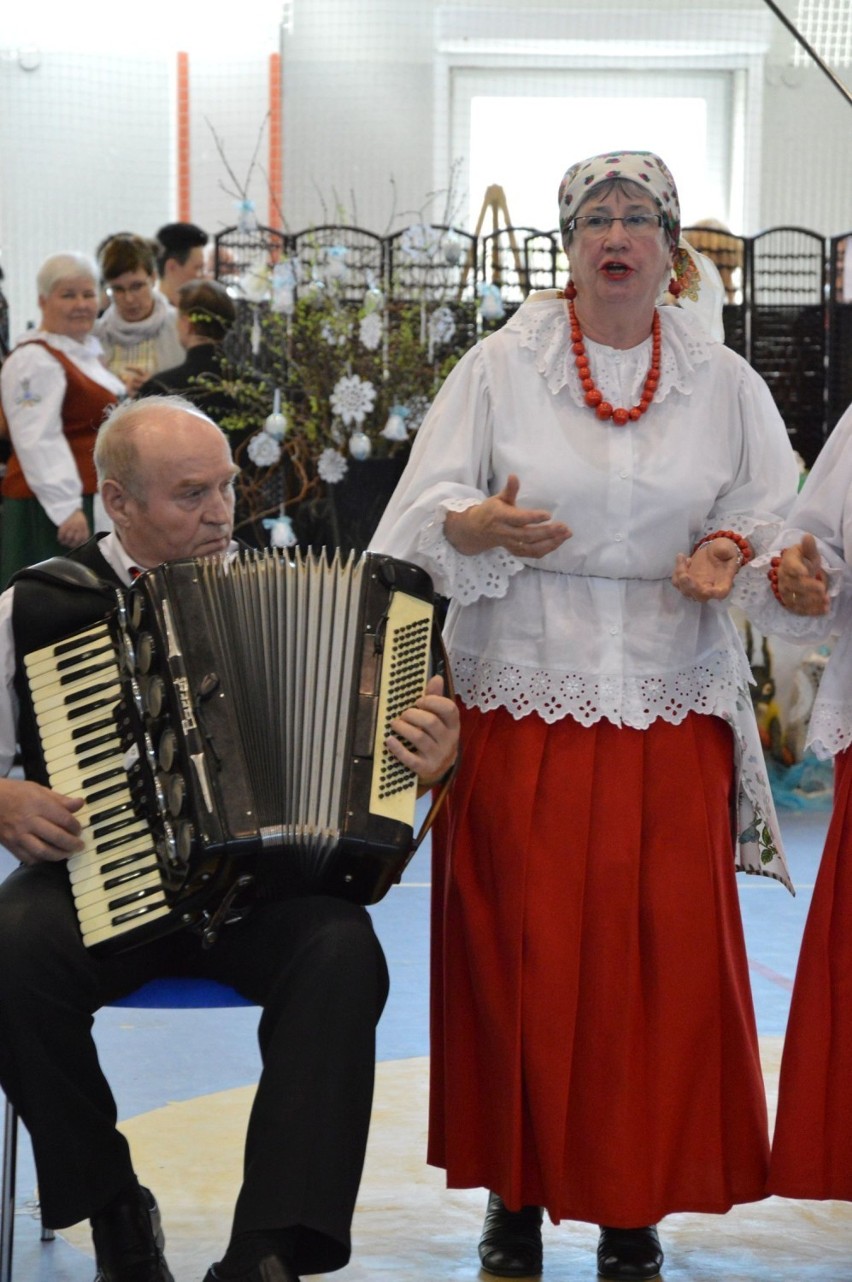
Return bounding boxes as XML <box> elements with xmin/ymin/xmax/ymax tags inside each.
<box><xmin>97</xmin><ymin>396</ymin><xmax>238</xmax><ymax>569</ymax></box>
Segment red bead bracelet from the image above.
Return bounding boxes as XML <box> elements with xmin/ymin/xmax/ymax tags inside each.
<box><xmin>692</xmin><ymin>529</ymin><xmax>753</xmax><ymax>567</ymax></box>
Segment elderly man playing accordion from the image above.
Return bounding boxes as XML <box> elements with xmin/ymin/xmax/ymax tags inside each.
<box><xmin>0</xmin><ymin>395</ymin><xmax>459</xmax><ymax>1282</ymax></box>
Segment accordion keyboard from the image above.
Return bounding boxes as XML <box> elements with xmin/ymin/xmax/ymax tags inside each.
<box><xmin>24</xmin><ymin>622</ymin><xmax>171</xmax><ymax>949</ymax></box>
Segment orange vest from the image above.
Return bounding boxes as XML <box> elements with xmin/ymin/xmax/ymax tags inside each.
<box><xmin>1</xmin><ymin>341</ymin><xmax>118</xmax><ymax>500</ymax></box>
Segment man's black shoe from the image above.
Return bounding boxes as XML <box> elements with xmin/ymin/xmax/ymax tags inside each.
<box><xmin>203</xmin><ymin>1255</ymin><xmax>299</xmax><ymax>1282</ymax></box>
<box><xmin>478</xmin><ymin>1190</ymin><xmax>544</xmax><ymax>1277</ymax></box>
<box><xmin>91</xmin><ymin>1182</ymin><xmax>173</xmax><ymax>1282</ymax></box>
<box><xmin>597</xmin><ymin>1225</ymin><xmax>664</xmax><ymax>1280</ymax></box>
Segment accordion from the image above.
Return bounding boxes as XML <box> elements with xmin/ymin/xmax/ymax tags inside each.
<box><xmin>24</xmin><ymin>550</ymin><xmax>443</xmax><ymax>954</ymax></box>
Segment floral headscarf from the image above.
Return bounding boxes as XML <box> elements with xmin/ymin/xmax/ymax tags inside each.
<box><xmin>558</xmin><ymin>150</ymin><xmax>681</xmax><ymax>251</ymax></box>
<box><xmin>557</xmin><ymin>149</ymin><xmax>726</xmax><ymax>340</ymax></box>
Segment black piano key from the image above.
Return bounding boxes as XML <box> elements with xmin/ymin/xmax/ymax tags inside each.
<box><xmin>70</xmin><ymin>715</ymin><xmax>115</xmax><ymax>742</ymax></box>
<box><xmin>64</xmin><ymin>679</ymin><xmax>120</xmax><ymax>709</ymax></box>
<box><xmin>98</xmin><ymin>846</ymin><xmax>154</xmax><ymax>876</ymax></box>
<box><xmin>95</xmin><ymin>829</ymin><xmax>150</xmax><ymax>856</ymax></box>
<box><xmin>85</xmin><ymin>780</ymin><xmax>131</xmax><ymax>806</ymax></box>
<box><xmin>56</xmin><ymin>661</ymin><xmax>115</xmax><ymax>692</ymax></box>
<box><xmin>68</xmin><ymin>693</ymin><xmax>121</xmax><ymax>722</ymax></box>
<box><xmin>112</xmin><ymin>896</ymin><xmax>167</xmax><ymax>927</ymax></box>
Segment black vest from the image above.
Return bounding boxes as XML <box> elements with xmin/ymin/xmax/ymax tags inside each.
<box><xmin>11</xmin><ymin>537</ymin><xmax>124</xmax><ymax>784</ymax></box>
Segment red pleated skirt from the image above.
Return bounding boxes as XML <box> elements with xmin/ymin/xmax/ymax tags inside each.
<box><xmin>769</xmin><ymin>746</ymin><xmax>852</xmax><ymax>1199</ymax></box>
<box><xmin>428</xmin><ymin>705</ymin><xmax>770</xmax><ymax>1226</ymax></box>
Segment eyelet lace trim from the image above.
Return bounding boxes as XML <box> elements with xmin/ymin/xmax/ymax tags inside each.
<box><xmin>451</xmin><ymin>646</ymin><xmax>748</xmax><ymax>727</ymax></box>
<box><xmin>416</xmin><ymin>497</ymin><xmax>525</xmax><ymax>604</ymax></box>
<box><xmin>807</xmin><ymin>702</ymin><xmax>852</xmax><ymax>759</ymax></box>
<box><xmin>505</xmin><ymin>297</ymin><xmax>713</xmax><ymax>406</ymax></box>
<box><xmin>735</xmin><ymin>553</ymin><xmax>840</xmax><ymax>629</ymax></box>
<box><xmin>450</xmin><ymin>645</ymin><xmax>792</xmax><ymax>891</ymax></box>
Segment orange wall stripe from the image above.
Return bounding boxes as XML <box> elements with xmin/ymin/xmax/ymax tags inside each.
<box><xmin>268</xmin><ymin>52</ymin><xmax>283</xmax><ymax>230</ymax></box>
<box><xmin>176</xmin><ymin>51</ymin><xmax>191</xmax><ymax>222</ymax></box>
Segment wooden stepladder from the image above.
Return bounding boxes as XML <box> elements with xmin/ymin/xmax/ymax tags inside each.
<box><xmin>459</xmin><ymin>183</ymin><xmax>529</xmax><ymax>298</ymax></box>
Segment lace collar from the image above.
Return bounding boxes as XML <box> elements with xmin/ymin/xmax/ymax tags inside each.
<box><xmin>505</xmin><ymin>290</ymin><xmax>716</xmax><ymax>407</ymax></box>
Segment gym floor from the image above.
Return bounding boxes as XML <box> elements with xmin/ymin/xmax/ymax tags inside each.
<box><xmin>3</xmin><ymin>802</ymin><xmax>851</xmax><ymax>1281</ymax></box>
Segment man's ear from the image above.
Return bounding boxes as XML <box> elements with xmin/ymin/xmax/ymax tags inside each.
<box><xmin>100</xmin><ymin>478</ymin><xmax>131</xmax><ymax>528</ymax></box>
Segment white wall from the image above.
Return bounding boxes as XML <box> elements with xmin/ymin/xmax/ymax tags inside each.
<box><xmin>2</xmin><ymin>0</ymin><xmax>851</xmax><ymax>339</ymax></box>
<box><xmin>0</xmin><ymin>49</ymin><xmax>172</xmax><ymax>339</ymax></box>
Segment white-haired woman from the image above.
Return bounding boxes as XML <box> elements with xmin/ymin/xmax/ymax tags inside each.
<box><xmin>0</xmin><ymin>252</ymin><xmax>125</xmax><ymax>586</ymax></box>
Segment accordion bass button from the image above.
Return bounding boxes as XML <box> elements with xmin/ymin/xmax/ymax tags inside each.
<box><xmin>129</xmin><ymin>593</ymin><xmax>145</xmax><ymax>632</ymax></box>
<box><xmin>146</xmin><ymin>675</ymin><xmax>166</xmax><ymax>719</ymax></box>
<box><xmin>166</xmin><ymin>772</ymin><xmax>186</xmax><ymax>817</ymax></box>
<box><xmin>175</xmin><ymin>820</ymin><xmax>194</xmax><ymax>864</ymax></box>
<box><xmin>158</xmin><ymin>728</ymin><xmax>177</xmax><ymax>772</ymax></box>
<box><xmin>136</xmin><ymin>632</ymin><xmax>156</xmax><ymax>675</ymax></box>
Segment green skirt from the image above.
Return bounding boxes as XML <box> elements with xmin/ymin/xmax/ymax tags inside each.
<box><xmin>0</xmin><ymin>496</ymin><xmax>95</xmax><ymax>590</ymax></box>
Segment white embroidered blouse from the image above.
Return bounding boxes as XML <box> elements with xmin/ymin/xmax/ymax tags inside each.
<box><xmin>372</xmin><ymin>291</ymin><xmax>801</xmax><ymax>887</ymax></box>
<box><xmin>737</xmin><ymin>399</ymin><xmax>852</xmax><ymax>762</ymax></box>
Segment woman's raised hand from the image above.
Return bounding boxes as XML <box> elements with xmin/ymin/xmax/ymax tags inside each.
<box><xmin>444</xmin><ymin>474</ymin><xmax>572</xmax><ymax>558</ymax></box>
<box><xmin>775</xmin><ymin>534</ymin><xmax>830</xmax><ymax>615</ymax></box>
<box><xmin>56</xmin><ymin>508</ymin><xmax>90</xmax><ymax>549</ymax></box>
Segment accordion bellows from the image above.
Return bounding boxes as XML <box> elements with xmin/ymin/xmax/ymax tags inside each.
<box><xmin>25</xmin><ymin>549</ymin><xmax>437</xmax><ymax>954</ymax></box>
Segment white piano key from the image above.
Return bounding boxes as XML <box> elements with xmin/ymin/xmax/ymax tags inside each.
<box><xmin>77</xmin><ymin>889</ymin><xmax>170</xmax><ymax>935</ymax></box>
<box><xmin>75</xmin><ymin>869</ymin><xmax>165</xmax><ymax>917</ymax></box>
<box><xmin>80</xmin><ymin>901</ymin><xmax>172</xmax><ymax>949</ymax></box>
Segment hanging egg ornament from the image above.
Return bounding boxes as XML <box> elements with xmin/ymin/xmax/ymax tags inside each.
<box><xmin>240</xmin><ymin>255</ymin><xmax>271</xmax><ymax>303</ymax></box>
<box><xmin>363</xmin><ymin>283</ymin><xmax>384</xmax><ymax>313</ymax></box>
<box><xmin>271</xmin><ymin>261</ymin><xmax>297</xmax><ymax>315</ymax></box>
<box><xmin>305</xmin><ymin>278</ymin><xmax>326</xmax><ymax>308</ymax></box>
<box><xmin>237</xmin><ymin>198</ymin><xmax>258</xmax><ymax>234</ymax></box>
<box><xmin>442</xmin><ymin>233</ymin><xmax>462</xmax><ymax>265</ymax></box>
<box><xmin>325</xmin><ymin>245</ymin><xmax>348</xmax><ymax>281</ymax></box>
<box><xmin>349</xmin><ymin>431</ymin><xmax>373</xmax><ymax>460</ymax></box>
<box><xmin>478</xmin><ymin>283</ymin><xmax>505</xmax><ymax>321</ymax></box>
<box><xmin>264</xmin><ymin>389</ymin><xmax>288</xmax><ymax>440</ymax></box>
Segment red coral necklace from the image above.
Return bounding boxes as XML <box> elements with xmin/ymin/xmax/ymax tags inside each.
<box><xmin>567</xmin><ymin>298</ymin><xmax>661</xmax><ymax>426</ymax></box>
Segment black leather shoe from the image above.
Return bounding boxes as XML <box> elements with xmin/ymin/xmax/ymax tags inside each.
<box><xmin>203</xmin><ymin>1256</ymin><xmax>299</xmax><ymax>1282</ymax></box>
<box><xmin>478</xmin><ymin>1191</ymin><xmax>544</xmax><ymax>1277</ymax></box>
<box><xmin>597</xmin><ymin>1225</ymin><xmax>664</xmax><ymax>1280</ymax></box>
<box><xmin>91</xmin><ymin>1183</ymin><xmax>173</xmax><ymax>1282</ymax></box>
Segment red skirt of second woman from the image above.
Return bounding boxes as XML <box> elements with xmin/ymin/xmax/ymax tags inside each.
<box><xmin>428</xmin><ymin>705</ymin><xmax>770</xmax><ymax>1226</ymax></box>
<box><xmin>769</xmin><ymin>745</ymin><xmax>852</xmax><ymax>1199</ymax></box>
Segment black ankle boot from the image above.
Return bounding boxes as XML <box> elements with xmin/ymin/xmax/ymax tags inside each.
<box><xmin>91</xmin><ymin>1182</ymin><xmax>174</xmax><ymax>1282</ymax></box>
<box><xmin>596</xmin><ymin>1225</ymin><xmax>663</xmax><ymax>1280</ymax></box>
<box><xmin>478</xmin><ymin>1191</ymin><xmax>544</xmax><ymax>1277</ymax></box>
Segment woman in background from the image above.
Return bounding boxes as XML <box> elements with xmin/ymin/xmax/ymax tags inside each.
<box><xmin>373</xmin><ymin>149</ymin><xmax>799</xmax><ymax>1280</ymax></box>
<box><xmin>94</xmin><ymin>233</ymin><xmax>183</xmax><ymax>396</ymax></box>
<box><xmin>0</xmin><ymin>251</ymin><xmax>124</xmax><ymax>586</ymax></box>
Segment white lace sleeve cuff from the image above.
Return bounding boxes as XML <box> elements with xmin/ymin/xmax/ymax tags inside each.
<box><xmin>732</xmin><ymin>552</ymin><xmax>841</xmax><ymax>640</ymax></box>
<box><xmin>416</xmin><ymin>497</ymin><xmax>526</xmax><ymax>605</ymax></box>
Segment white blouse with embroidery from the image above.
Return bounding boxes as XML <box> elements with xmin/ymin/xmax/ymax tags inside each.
<box><xmin>737</xmin><ymin>400</ymin><xmax>852</xmax><ymax>761</ymax></box>
<box><xmin>372</xmin><ymin>291</ymin><xmax>801</xmax><ymax>887</ymax></box>
<box><xmin>0</xmin><ymin>330</ymin><xmax>125</xmax><ymax>525</ymax></box>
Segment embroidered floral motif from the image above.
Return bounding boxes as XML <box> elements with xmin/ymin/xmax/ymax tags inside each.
<box><xmin>672</xmin><ymin>245</ymin><xmax>702</xmax><ymax>303</ymax></box>
<box><xmin>15</xmin><ymin>378</ymin><xmax>42</xmax><ymax>408</ymax></box>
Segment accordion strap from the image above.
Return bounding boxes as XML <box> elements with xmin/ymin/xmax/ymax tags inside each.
<box><xmin>12</xmin><ymin>555</ymin><xmax>119</xmax><ymax>597</ymax></box>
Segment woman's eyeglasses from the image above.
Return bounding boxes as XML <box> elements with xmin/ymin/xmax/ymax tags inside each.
<box><xmin>567</xmin><ymin>214</ymin><xmax>664</xmax><ymax>237</ymax></box>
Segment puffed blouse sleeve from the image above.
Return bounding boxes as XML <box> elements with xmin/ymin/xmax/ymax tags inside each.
<box><xmin>699</xmin><ymin>352</ymin><xmax>801</xmax><ymax>551</ymax></box>
<box><xmin>371</xmin><ymin>343</ymin><xmax>525</xmax><ymax>602</ymax></box>
<box><xmin>0</xmin><ymin>342</ymin><xmax>83</xmax><ymax>525</ymax></box>
<box><xmin>735</xmin><ymin>401</ymin><xmax>852</xmax><ymax>640</ymax></box>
